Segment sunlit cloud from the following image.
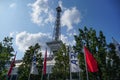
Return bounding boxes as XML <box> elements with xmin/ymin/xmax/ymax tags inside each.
<box><xmin>61</xmin><ymin>34</ymin><xmax>75</xmax><ymax>46</ymax></box>
<box><xmin>28</xmin><ymin>0</ymin><xmax>81</xmax><ymax>31</ymax></box>
<box><xmin>15</xmin><ymin>31</ymin><xmax>51</xmax><ymax>52</ymax></box>
<box><xmin>28</xmin><ymin>0</ymin><xmax>55</xmax><ymax>26</ymax></box>
<box><xmin>9</xmin><ymin>3</ymin><xmax>16</xmax><ymax>8</ymax></box>
<box><xmin>61</xmin><ymin>7</ymin><xmax>81</xmax><ymax>31</ymax></box>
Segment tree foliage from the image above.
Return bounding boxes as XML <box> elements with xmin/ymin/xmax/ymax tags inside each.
<box><xmin>0</xmin><ymin>37</ymin><xmax>14</xmax><ymax>79</ymax></box>
<box><xmin>106</xmin><ymin>43</ymin><xmax>120</xmax><ymax>80</ymax></box>
<box><xmin>18</xmin><ymin>43</ymin><xmax>43</xmax><ymax>80</ymax></box>
<box><xmin>74</xmin><ymin>27</ymin><xmax>120</xmax><ymax>80</ymax></box>
<box><xmin>51</xmin><ymin>44</ymin><xmax>69</xmax><ymax>80</ymax></box>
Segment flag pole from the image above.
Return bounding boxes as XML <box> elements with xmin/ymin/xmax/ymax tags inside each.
<box><xmin>77</xmin><ymin>52</ymin><xmax>81</xmax><ymax>80</ymax></box>
<box><xmin>83</xmin><ymin>46</ymin><xmax>89</xmax><ymax>80</ymax></box>
<box><xmin>78</xmin><ymin>71</ymin><xmax>80</xmax><ymax>80</ymax></box>
<box><xmin>41</xmin><ymin>54</ymin><xmax>43</xmax><ymax>80</ymax></box>
<box><xmin>47</xmin><ymin>67</ymin><xmax>50</xmax><ymax>80</ymax></box>
<box><xmin>41</xmin><ymin>48</ymin><xmax>47</xmax><ymax>80</ymax></box>
<box><xmin>28</xmin><ymin>51</ymin><xmax>35</xmax><ymax>80</ymax></box>
<box><xmin>28</xmin><ymin>55</ymin><xmax>32</xmax><ymax>80</ymax></box>
<box><xmin>16</xmin><ymin>74</ymin><xmax>18</xmax><ymax>80</ymax></box>
<box><xmin>6</xmin><ymin>75</ymin><xmax>8</xmax><ymax>80</ymax></box>
<box><xmin>7</xmin><ymin>52</ymin><xmax>17</xmax><ymax>80</ymax></box>
<box><xmin>68</xmin><ymin>46</ymin><xmax>72</xmax><ymax>80</ymax></box>
<box><xmin>41</xmin><ymin>69</ymin><xmax>43</xmax><ymax>80</ymax></box>
<box><xmin>47</xmin><ymin>50</ymin><xmax>52</xmax><ymax>80</ymax></box>
<box><xmin>28</xmin><ymin>73</ymin><xmax>31</xmax><ymax>80</ymax></box>
<box><xmin>10</xmin><ymin>75</ymin><xmax>13</xmax><ymax>80</ymax></box>
<box><xmin>28</xmin><ymin>51</ymin><xmax>33</xmax><ymax>80</ymax></box>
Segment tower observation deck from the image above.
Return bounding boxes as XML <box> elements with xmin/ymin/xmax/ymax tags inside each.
<box><xmin>46</xmin><ymin>6</ymin><xmax>63</xmax><ymax>55</ymax></box>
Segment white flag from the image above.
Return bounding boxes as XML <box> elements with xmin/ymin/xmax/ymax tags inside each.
<box><xmin>70</xmin><ymin>53</ymin><xmax>80</xmax><ymax>72</ymax></box>
<box><xmin>30</xmin><ymin>53</ymin><xmax>38</xmax><ymax>75</ymax></box>
<box><xmin>112</xmin><ymin>37</ymin><xmax>120</xmax><ymax>58</ymax></box>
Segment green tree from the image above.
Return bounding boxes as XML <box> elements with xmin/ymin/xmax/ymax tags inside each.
<box><xmin>18</xmin><ymin>43</ymin><xmax>43</xmax><ymax>80</ymax></box>
<box><xmin>51</xmin><ymin>44</ymin><xmax>69</xmax><ymax>80</ymax></box>
<box><xmin>106</xmin><ymin>43</ymin><xmax>120</xmax><ymax>80</ymax></box>
<box><xmin>73</xmin><ymin>27</ymin><xmax>110</xmax><ymax>80</ymax></box>
<box><xmin>0</xmin><ymin>37</ymin><xmax>14</xmax><ymax>79</ymax></box>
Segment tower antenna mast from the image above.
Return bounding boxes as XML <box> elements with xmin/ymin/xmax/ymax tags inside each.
<box><xmin>46</xmin><ymin>0</ymin><xmax>63</xmax><ymax>55</ymax></box>
<box><xmin>53</xmin><ymin>0</ymin><xmax>62</xmax><ymax>41</ymax></box>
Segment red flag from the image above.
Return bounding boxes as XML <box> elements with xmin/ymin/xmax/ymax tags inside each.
<box><xmin>43</xmin><ymin>48</ymin><xmax>47</xmax><ymax>75</ymax></box>
<box><xmin>84</xmin><ymin>46</ymin><xmax>98</xmax><ymax>72</ymax></box>
<box><xmin>7</xmin><ymin>53</ymin><xmax>16</xmax><ymax>77</ymax></box>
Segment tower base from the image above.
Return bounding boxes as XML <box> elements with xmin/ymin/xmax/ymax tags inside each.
<box><xmin>46</xmin><ymin>40</ymin><xmax>63</xmax><ymax>55</ymax></box>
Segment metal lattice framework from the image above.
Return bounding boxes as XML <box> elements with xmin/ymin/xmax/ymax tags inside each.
<box><xmin>46</xmin><ymin>6</ymin><xmax>63</xmax><ymax>56</ymax></box>
<box><xmin>53</xmin><ymin>6</ymin><xmax>62</xmax><ymax>41</ymax></box>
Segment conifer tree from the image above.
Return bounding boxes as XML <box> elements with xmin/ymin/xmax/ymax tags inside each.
<box><xmin>0</xmin><ymin>37</ymin><xmax>14</xmax><ymax>79</ymax></box>
<box><xmin>107</xmin><ymin>43</ymin><xmax>120</xmax><ymax>80</ymax></box>
<box><xmin>51</xmin><ymin>44</ymin><xmax>69</xmax><ymax>80</ymax></box>
<box><xmin>74</xmin><ymin>27</ymin><xmax>120</xmax><ymax>80</ymax></box>
<box><xmin>18</xmin><ymin>43</ymin><xmax>43</xmax><ymax>80</ymax></box>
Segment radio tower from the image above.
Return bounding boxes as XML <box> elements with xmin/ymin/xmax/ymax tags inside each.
<box><xmin>46</xmin><ymin>5</ymin><xmax>63</xmax><ymax>56</ymax></box>
<box><xmin>53</xmin><ymin>6</ymin><xmax>61</xmax><ymax>41</ymax></box>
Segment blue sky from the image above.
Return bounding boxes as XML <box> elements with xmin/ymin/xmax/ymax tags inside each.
<box><xmin>0</xmin><ymin>0</ymin><xmax>120</xmax><ymax>60</ymax></box>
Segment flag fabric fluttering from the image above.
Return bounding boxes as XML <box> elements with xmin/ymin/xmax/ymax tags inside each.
<box><xmin>84</xmin><ymin>46</ymin><xmax>98</xmax><ymax>72</ymax></box>
<box><xmin>112</xmin><ymin>37</ymin><xmax>120</xmax><ymax>58</ymax></box>
<box><xmin>43</xmin><ymin>48</ymin><xmax>47</xmax><ymax>75</ymax></box>
<box><xmin>7</xmin><ymin>53</ymin><xmax>16</xmax><ymax>77</ymax></box>
<box><xmin>30</xmin><ymin>53</ymin><xmax>38</xmax><ymax>75</ymax></box>
<box><xmin>70</xmin><ymin>53</ymin><xmax>80</xmax><ymax>72</ymax></box>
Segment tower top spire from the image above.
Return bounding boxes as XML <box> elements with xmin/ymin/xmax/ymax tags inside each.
<box><xmin>52</xmin><ymin>5</ymin><xmax>62</xmax><ymax>41</ymax></box>
<box><xmin>56</xmin><ymin>6</ymin><xmax>62</xmax><ymax>12</ymax></box>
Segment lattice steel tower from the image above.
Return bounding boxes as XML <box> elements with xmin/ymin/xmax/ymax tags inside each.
<box><xmin>53</xmin><ymin>6</ymin><xmax>62</xmax><ymax>41</ymax></box>
<box><xmin>46</xmin><ymin>5</ymin><xmax>63</xmax><ymax>56</ymax></box>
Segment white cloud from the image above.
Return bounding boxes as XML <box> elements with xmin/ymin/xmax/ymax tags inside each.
<box><xmin>61</xmin><ymin>34</ymin><xmax>75</xmax><ymax>46</ymax></box>
<box><xmin>9</xmin><ymin>32</ymin><xmax>18</xmax><ymax>37</ymax></box>
<box><xmin>15</xmin><ymin>31</ymin><xmax>76</xmax><ymax>57</ymax></box>
<box><xmin>15</xmin><ymin>31</ymin><xmax>51</xmax><ymax>52</ymax></box>
<box><xmin>61</xmin><ymin>34</ymin><xmax>69</xmax><ymax>44</ymax></box>
<box><xmin>58</xmin><ymin>0</ymin><xmax>66</xmax><ymax>10</ymax></box>
<box><xmin>9</xmin><ymin>3</ymin><xmax>16</xmax><ymax>8</ymax></box>
<box><xmin>28</xmin><ymin>0</ymin><xmax>81</xmax><ymax>31</ymax></box>
<box><xmin>61</xmin><ymin>7</ymin><xmax>81</xmax><ymax>31</ymax></box>
<box><xmin>10</xmin><ymin>32</ymin><xmax>15</xmax><ymax>37</ymax></box>
<box><xmin>28</xmin><ymin>0</ymin><xmax>55</xmax><ymax>26</ymax></box>
<box><xmin>66</xmin><ymin>29</ymin><xmax>77</xmax><ymax>37</ymax></box>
